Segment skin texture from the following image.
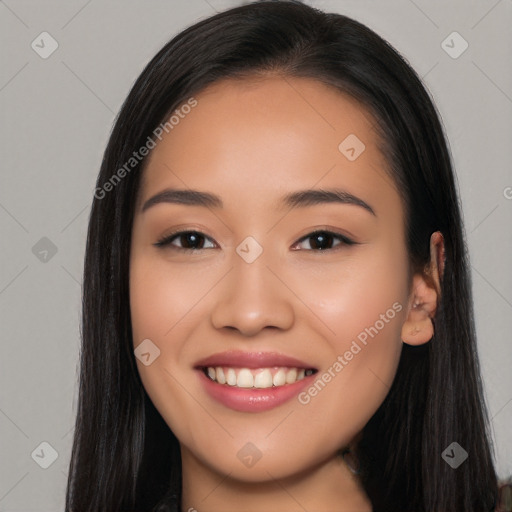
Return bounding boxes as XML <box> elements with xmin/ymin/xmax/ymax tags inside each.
<box><xmin>129</xmin><ymin>76</ymin><xmax>444</xmax><ymax>512</ymax></box>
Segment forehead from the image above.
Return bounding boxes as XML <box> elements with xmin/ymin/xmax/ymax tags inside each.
<box><xmin>138</xmin><ymin>75</ymin><xmax>400</xmax><ymax>216</ymax></box>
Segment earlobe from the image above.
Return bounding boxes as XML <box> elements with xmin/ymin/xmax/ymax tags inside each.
<box><xmin>402</xmin><ymin>317</ymin><xmax>434</xmax><ymax>344</ymax></box>
<box><xmin>401</xmin><ymin>231</ymin><xmax>445</xmax><ymax>346</ymax></box>
<box><xmin>401</xmin><ymin>275</ymin><xmax>437</xmax><ymax>345</ymax></box>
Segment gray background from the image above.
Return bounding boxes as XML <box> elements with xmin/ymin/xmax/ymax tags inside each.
<box><xmin>1</xmin><ymin>0</ymin><xmax>511</xmax><ymax>509</ymax></box>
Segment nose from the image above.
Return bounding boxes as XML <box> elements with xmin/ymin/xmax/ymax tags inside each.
<box><xmin>210</xmin><ymin>255</ymin><xmax>295</xmax><ymax>337</ymax></box>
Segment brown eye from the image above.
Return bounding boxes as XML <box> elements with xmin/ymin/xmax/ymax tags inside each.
<box><xmin>293</xmin><ymin>230</ymin><xmax>355</xmax><ymax>251</ymax></box>
<box><xmin>155</xmin><ymin>231</ymin><xmax>216</xmax><ymax>250</ymax></box>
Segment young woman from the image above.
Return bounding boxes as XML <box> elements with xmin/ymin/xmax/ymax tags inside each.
<box><xmin>65</xmin><ymin>1</ymin><xmax>500</xmax><ymax>511</ymax></box>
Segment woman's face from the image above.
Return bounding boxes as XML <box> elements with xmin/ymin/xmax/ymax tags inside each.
<box><xmin>130</xmin><ymin>76</ymin><xmax>413</xmax><ymax>482</ymax></box>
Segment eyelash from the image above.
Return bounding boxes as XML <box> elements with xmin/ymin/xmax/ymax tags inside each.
<box><xmin>154</xmin><ymin>229</ymin><xmax>356</xmax><ymax>252</ymax></box>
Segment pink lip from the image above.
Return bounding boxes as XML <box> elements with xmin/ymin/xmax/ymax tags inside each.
<box><xmin>194</xmin><ymin>351</ymin><xmax>318</xmax><ymax>413</ymax></box>
<box><xmin>194</xmin><ymin>350</ymin><xmax>316</xmax><ymax>370</ymax></box>
<box><xmin>196</xmin><ymin>369</ymin><xmax>316</xmax><ymax>413</ymax></box>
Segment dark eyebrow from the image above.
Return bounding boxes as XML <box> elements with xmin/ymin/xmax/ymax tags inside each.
<box><xmin>283</xmin><ymin>188</ymin><xmax>376</xmax><ymax>216</ymax></box>
<box><xmin>141</xmin><ymin>187</ymin><xmax>376</xmax><ymax>216</ymax></box>
<box><xmin>141</xmin><ymin>189</ymin><xmax>222</xmax><ymax>212</ymax></box>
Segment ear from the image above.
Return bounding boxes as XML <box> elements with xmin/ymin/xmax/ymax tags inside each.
<box><xmin>401</xmin><ymin>231</ymin><xmax>445</xmax><ymax>346</ymax></box>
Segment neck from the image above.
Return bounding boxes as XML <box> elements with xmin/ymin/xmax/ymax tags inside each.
<box><xmin>180</xmin><ymin>447</ymin><xmax>372</xmax><ymax>512</ymax></box>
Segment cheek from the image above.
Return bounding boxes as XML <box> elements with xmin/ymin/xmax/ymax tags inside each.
<box><xmin>129</xmin><ymin>254</ymin><xmax>229</xmax><ymax>442</ymax></box>
<box><xmin>297</xmin><ymin>242</ymin><xmax>409</xmax><ymax>343</ymax></box>
<box><xmin>130</xmin><ymin>256</ymin><xmax>215</xmax><ymax>343</ymax></box>
<box><xmin>291</xmin><ymin>245</ymin><xmax>409</xmax><ymax>431</ymax></box>
<box><xmin>129</xmin><ymin>255</ymin><xmax>202</xmax><ymax>401</ymax></box>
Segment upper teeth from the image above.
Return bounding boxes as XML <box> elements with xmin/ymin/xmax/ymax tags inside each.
<box><xmin>205</xmin><ymin>366</ymin><xmax>314</xmax><ymax>388</ymax></box>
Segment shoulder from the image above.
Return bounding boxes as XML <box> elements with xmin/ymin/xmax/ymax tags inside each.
<box><xmin>494</xmin><ymin>479</ymin><xmax>511</xmax><ymax>512</ymax></box>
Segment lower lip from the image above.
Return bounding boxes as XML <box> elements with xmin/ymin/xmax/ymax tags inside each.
<box><xmin>196</xmin><ymin>369</ymin><xmax>315</xmax><ymax>413</ymax></box>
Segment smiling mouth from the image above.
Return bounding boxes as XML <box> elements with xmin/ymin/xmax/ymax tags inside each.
<box><xmin>200</xmin><ymin>366</ymin><xmax>318</xmax><ymax>389</ymax></box>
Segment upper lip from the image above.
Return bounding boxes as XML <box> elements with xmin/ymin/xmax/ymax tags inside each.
<box><xmin>194</xmin><ymin>350</ymin><xmax>317</xmax><ymax>370</ymax></box>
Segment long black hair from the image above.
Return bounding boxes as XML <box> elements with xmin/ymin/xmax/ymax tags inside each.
<box><xmin>65</xmin><ymin>1</ymin><xmax>499</xmax><ymax>511</ymax></box>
